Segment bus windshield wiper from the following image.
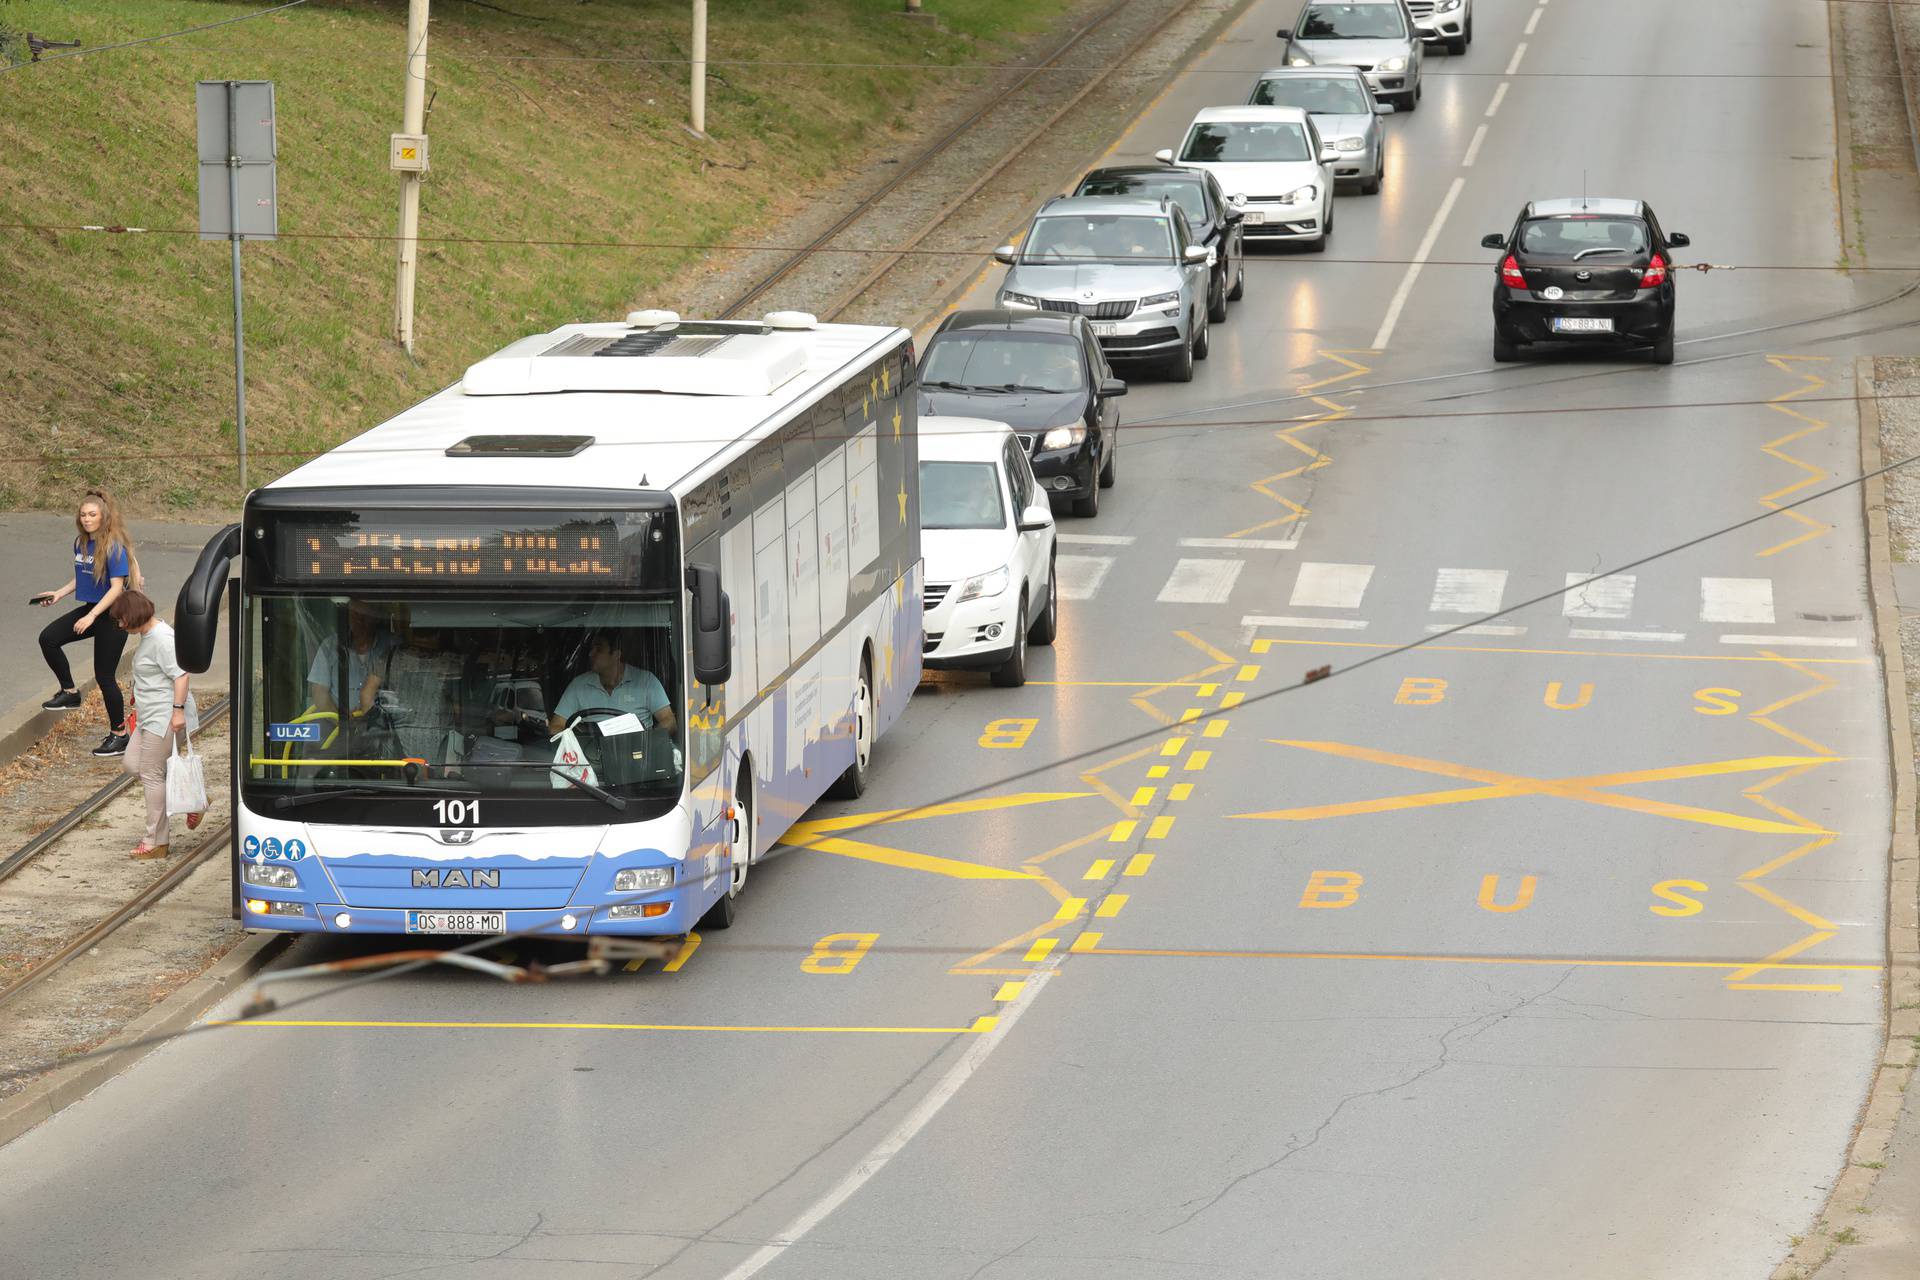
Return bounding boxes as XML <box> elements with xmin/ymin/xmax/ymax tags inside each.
<box><xmin>273</xmin><ymin>780</ymin><xmax>481</xmax><ymax>811</ymax></box>
<box><xmin>469</xmin><ymin>761</ymin><xmax>629</xmax><ymax>812</ymax></box>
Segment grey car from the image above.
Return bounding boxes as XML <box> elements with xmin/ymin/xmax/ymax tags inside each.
<box><xmin>1282</xmin><ymin>0</ymin><xmax>1425</xmax><ymax>113</ymax></box>
<box><xmin>1248</xmin><ymin>65</ymin><xmax>1394</xmax><ymax>194</ymax></box>
<box><xmin>994</xmin><ymin>194</ymin><xmax>1213</xmax><ymax>383</ymax></box>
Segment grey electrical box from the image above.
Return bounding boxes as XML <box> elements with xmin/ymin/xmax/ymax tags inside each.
<box><xmin>197</xmin><ymin>80</ymin><xmax>278</xmax><ymax>241</ymax></box>
<box><xmin>389</xmin><ymin>132</ymin><xmax>430</xmax><ymax>173</ymax></box>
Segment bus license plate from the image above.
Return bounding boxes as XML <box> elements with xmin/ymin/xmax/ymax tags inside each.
<box><xmin>1092</xmin><ymin>322</ymin><xmax>1118</xmax><ymax>337</ymax></box>
<box><xmin>1552</xmin><ymin>316</ymin><xmax>1613</xmax><ymax>333</ymax></box>
<box><xmin>406</xmin><ymin>910</ymin><xmax>506</xmax><ymax>934</ymax></box>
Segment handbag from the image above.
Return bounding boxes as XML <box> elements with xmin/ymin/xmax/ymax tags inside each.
<box><xmin>166</xmin><ymin>729</ymin><xmax>210</xmax><ymax>814</ymax></box>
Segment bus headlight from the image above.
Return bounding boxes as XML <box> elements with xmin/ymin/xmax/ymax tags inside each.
<box><xmin>243</xmin><ymin>862</ymin><xmax>300</xmax><ymax>889</ymax></box>
<box><xmin>614</xmin><ymin>866</ymin><xmax>675</xmax><ymax>892</ymax></box>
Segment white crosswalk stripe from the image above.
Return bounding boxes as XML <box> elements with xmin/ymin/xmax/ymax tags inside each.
<box><xmin>1157</xmin><ymin>558</ymin><xmax>1244</xmax><ymax>604</ymax></box>
<box><xmin>1055</xmin><ymin>533</ymin><xmax>1135</xmax><ymax>546</ymax></box>
<box><xmin>1055</xmin><ymin>555</ymin><xmax>1113</xmax><ymax>601</ymax></box>
<box><xmin>1562</xmin><ymin>572</ymin><xmax>1635</xmax><ymax>618</ymax></box>
<box><xmin>1700</xmin><ymin>577</ymin><xmax>1775</xmax><ymax>624</ymax></box>
<box><xmin>1429</xmin><ymin>568</ymin><xmax>1507</xmax><ymax>614</ymax></box>
<box><xmin>1291</xmin><ymin>562</ymin><xmax>1374</xmax><ymax>610</ymax></box>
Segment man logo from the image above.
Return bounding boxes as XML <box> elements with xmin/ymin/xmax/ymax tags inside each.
<box><xmin>438</xmin><ymin>829</ymin><xmax>475</xmax><ymax>845</ymax></box>
<box><xmin>412</xmin><ymin>868</ymin><xmax>499</xmax><ymax>888</ymax></box>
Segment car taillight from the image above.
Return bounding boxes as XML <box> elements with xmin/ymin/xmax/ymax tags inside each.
<box><xmin>1500</xmin><ymin>256</ymin><xmax>1526</xmax><ymax>289</ymax></box>
<box><xmin>1640</xmin><ymin>254</ymin><xmax>1666</xmax><ymax>288</ymax></box>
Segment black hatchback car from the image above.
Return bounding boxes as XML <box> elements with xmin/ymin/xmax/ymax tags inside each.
<box><xmin>1071</xmin><ymin>164</ymin><xmax>1246</xmax><ymax>324</ymax></box>
<box><xmin>917</xmin><ymin>310</ymin><xmax>1128</xmax><ymax>518</ymax></box>
<box><xmin>1480</xmin><ymin>197</ymin><xmax>1690</xmax><ymax>364</ymax></box>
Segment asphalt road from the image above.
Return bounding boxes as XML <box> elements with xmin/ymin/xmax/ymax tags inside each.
<box><xmin>0</xmin><ymin>1</ymin><xmax>1903</xmax><ymax>1277</ymax></box>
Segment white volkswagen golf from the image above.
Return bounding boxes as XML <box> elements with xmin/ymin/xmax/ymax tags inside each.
<box><xmin>918</xmin><ymin>416</ymin><xmax>1059</xmax><ymax>688</ymax></box>
<box><xmin>1157</xmin><ymin>105</ymin><xmax>1339</xmax><ymax>251</ymax></box>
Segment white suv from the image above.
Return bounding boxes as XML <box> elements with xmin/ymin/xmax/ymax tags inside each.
<box><xmin>918</xmin><ymin>417</ymin><xmax>1058</xmax><ymax>688</ymax></box>
<box><xmin>1157</xmin><ymin>106</ymin><xmax>1339</xmax><ymax>252</ymax></box>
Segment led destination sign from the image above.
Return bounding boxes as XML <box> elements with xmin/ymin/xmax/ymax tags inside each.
<box><xmin>278</xmin><ymin>517</ymin><xmax>645</xmax><ymax>586</ymax></box>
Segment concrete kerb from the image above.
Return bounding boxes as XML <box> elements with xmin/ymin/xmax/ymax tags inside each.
<box><xmin>1770</xmin><ymin>359</ymin><xmax>1920</xmax><ymax>1280</ymax></box>
<box><xmin>0</xmin><ymin>930</ymin><xmax>288</xmax><ymax>1151</ymax></box>
<box><xmin>0</xmin><ymin>682</ymin><xmax>101</xmax><ymax>770</ymax></box>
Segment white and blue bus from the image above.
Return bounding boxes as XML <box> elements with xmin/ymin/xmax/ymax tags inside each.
<box><xmin>176</xmin><ymin>311</ymin><xmax>921</xmax><ymax>937</ymax></box>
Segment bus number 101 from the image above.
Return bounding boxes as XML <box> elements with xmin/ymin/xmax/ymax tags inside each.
<box><xmin>433</xmin><ymin>799</ymin><xmax>481</xmax><ymax>827</ymax></box>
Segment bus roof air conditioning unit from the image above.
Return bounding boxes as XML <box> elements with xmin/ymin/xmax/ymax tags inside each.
<box><xmin>461</xmin><ymin>320</ymin><xmax>806</xmax><ymax>397</ymax></box>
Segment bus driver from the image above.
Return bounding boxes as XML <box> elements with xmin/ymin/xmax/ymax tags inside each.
<box><xmin>549</xmin><ymin>631</ymin><xmax>676</xmax><ymax>736</ymax></box>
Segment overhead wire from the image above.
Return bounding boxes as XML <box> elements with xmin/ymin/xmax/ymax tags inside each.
<box><xmin>0</xmin><ymin>0</ymin><xmax>310</xmax><ymax>73</ymax></box>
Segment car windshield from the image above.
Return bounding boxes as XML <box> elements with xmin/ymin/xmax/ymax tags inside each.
<box><xmin>1251</xmin><ymin>76</ymin><xmax>1373</xmax><ymax>114</ymax></box>
<box><xmin>922</xmin><ymin>332</ymin><xmax>1086</xmax><ymax>394</ymax></box>
<box><xmin>1299</xmin><ymin>3</ymin><xmax>1407</xmax><ymax>39</ymax></box>
<box><xmin>1519</xmin><ymin>216</ymin><xmax>1650</xmax><ymax>259</ymax></box>
<box><xmin>920</xmin><ymin>461</ymin><xmax>1007</xmax><ymax>531</ymax></box>
<box><xmin>1020</xmin><ymin>213</ymin><xmax>1176</xmax><ymax>264</ymax></box>
<box><xmin>1180</xmin><ymin>121</ymin><xmax>1311</xmax><ymax>163</ymax></box>
<box><xmin>245</xmin><ymin>595</ymin><xmax>684</xmax><ymax>801</ymax></box>
<box><xmin>1074</xmin><ymin>175</ymin><xmax>1207</xmax><ymax>224</ymax></box>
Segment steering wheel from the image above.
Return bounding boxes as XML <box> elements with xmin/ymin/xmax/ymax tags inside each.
<box><xmin>271</xmin><ymin>708</ymin><xmax>340</xmax><ymax>780</ymax></box>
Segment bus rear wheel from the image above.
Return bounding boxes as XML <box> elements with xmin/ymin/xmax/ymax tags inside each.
<box><xmin>827</xmin><ymin>655</ymin><xmax>873</xmax><ymax>799</ymax></box>
<box><xmin>700</xmin><ymin>774</ymin><xmax>752</xmax><ymax>930</ymax></box>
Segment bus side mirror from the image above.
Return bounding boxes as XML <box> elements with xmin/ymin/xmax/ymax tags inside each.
<box><xmin>175</xmin><ymin>523</ymin><xmax>241</xmax><ymax>674</ymax></box>
<box><xmin>687</xmin><ymin>563</ymin><xmax>732</xmax><ymax>686</ymax></box>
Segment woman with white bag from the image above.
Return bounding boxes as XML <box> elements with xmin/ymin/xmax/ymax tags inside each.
<box><xmin>108</xmin><ymin>590</ymin><xmax>204</xmax><ymax>859</ymax></box>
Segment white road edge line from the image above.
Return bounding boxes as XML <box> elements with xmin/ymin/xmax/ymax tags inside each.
<box><xmin>1425</xmin><ymin>623</ymin><xmax>1527</xmax><ymax>636</ymax></box>
<box><xmin>1524</xmin><ymin>7</ymin><xmax>1542</xmax><ymax>35</ymax></box>
<box><xmin>1568</xmin><ymin>628</ymin><xmax>1686</xmax><ymax>643</ymax></box>
<box><xmin>1371</xmin><ymin>175</ymin><xmax>1466</xmax><ymax>350</ymax></box>
<box><xmin>1485</xmin><ymin>82</ymin><xmax>1509</xmax><ymax>118</ymax></box>
<box><xmin>1720</xmin><ymin>634</ymin><xmax>1859</xmax><ymax>648</ymax></box>
<box><xmin>716</xmin><ymin>967</ymin><xmax>1057</xmax><ymax>1280</ymax></box>
<box><xmin>1242</xmin><ymin>615</ymin><xmax>1370</xmax><ymax>631</ymax></box>
<box><xmin>1462</xmin><ymin>123</ymin><xmax>1489</xmax><ymax>168</ymax></box>
<box><xmin>1506</xmin><ymin>42</ymin><xmax>1528</xmax><ymax>76</ymax></box>
<box><xmin>1178</xmin><ymin>537</ymin><xmax>1298</xmax><ymax>550</ymax></box>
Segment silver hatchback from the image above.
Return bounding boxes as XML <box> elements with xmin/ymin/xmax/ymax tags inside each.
<box><xmin>994</xmin><ymin>195</ymin><xmax>1214</xmax><ymax>383</ymax></box>
<box><xmin>1248</xmin><ymin>65</ymin><xmax>1394</xmax><ymax>194</ymax></box>
<box><xmin>1283</xmin><ymin>0</ymin><xmax>1425</xmax><ymax>113</ymax></box>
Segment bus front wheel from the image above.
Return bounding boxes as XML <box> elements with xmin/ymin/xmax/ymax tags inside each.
<box><xmin>700</xmin><ymin>774</ymin><xmax>752</xmax><ymax>930</ymax></box>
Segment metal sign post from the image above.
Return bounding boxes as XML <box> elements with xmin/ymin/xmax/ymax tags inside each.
<box><xmin>196</xmin><ymin>80</ymin><xmax>277</xmax><ymax>493</ymax></box>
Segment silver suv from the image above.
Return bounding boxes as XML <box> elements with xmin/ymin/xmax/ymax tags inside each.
<box><xmin>994</xmin><ymin>195</ymin><xmax>1213</xmax><ymax>383</ymax></box>
<box><xmin>1283</xmin><ymin>0</ymin><xmax>1425</xmax><ymax>113</ymax></box>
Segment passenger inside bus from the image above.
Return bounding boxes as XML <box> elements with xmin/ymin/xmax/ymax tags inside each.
<box><xmin>306</xmin><ymin>599</ymin><xmax>399</xmax><ymax>716</ymax></box>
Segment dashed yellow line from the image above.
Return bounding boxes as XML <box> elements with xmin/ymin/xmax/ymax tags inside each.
<box><xmin>1095</xmin><ymin>894</ymin><xmax>1129</xmax><ymax>918</ymax></box>
<box><xmin>1123</xmin><ymin>854</ymin><xmax>1154</xmax><ymax>877</ymax></box>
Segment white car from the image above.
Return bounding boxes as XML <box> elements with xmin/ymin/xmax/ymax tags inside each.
<box><xmin>1156</xmin><ymin>106</ymin><xmax>1338</xmax><ymax>251</ymax></box>
<box><xmin>919</xmin><ymin>416</ymin><xmax>1058</xmax><ymax>688</ymax></box>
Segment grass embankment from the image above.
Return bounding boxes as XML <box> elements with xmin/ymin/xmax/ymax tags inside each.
<box><xmin>0</xmin><ymin>0</ymin><xmax>1074</xmax><ymax>516</ymax></box>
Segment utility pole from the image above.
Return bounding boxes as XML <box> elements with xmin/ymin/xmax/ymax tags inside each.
<box><xmin>690</xmin><ymin>0</ymin><xmax>707</xmax><ymax>136</ymax></box>
<box><xmin>392</xmin><ymin>0</ymin><xmax>430</xmax><ymax>353</ymax></box>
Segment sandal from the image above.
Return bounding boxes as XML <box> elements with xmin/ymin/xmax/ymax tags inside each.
<box><xmin>186</xmin><ymin>811</ymin><xmax>205</xmax><ymax>831</ymax></box>
<box><xmin>131</xmin><ymin>842</ymin><xmax>169</xmax><ymax>860</ymax></box>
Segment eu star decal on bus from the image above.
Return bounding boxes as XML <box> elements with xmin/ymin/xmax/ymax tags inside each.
<box><xmin>174</xmin><ymin>311</ymin><xmax>922</xmax><ymax>938</ymax></box>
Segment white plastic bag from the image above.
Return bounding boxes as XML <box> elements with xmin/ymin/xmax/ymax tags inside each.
<box><xmin>550</xmin><ymin>725</ymin><xmax>599</xmax><ymax>790</ymax></box>
<box><xmin>166</xmin><ymin>731</ymin><xmax>209</xmax><ymax>814</ymax></box>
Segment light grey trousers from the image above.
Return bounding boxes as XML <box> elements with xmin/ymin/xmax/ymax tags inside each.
<box><xmin>122</xmin><ymin>726</ymin><xmax>177</xmax><ymax>846</ymax></box>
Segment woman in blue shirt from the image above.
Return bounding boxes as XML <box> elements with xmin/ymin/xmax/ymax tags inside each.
<box><xmin>32</xmin><ymin>489</ymin><xmax>140</xmax><ymax>757</ymax></box>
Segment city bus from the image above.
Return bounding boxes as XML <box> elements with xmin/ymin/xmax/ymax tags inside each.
<box><xmin>175</xmin><ymin>311</ymin><xmax>921</xmax><ymax>937</ymax></box>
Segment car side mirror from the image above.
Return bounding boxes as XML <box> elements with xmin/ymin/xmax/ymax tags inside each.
<box><xmin>1480</xmin><ymin>233</ymin><xmax>1506</xmax><ymax>249</ymax></box>
<box><xmin>687</xmin><ymin>563</ymin><xmax>732</xmax><ymax>686</ymax></box>
<box><xmin>1184</xmin><ymin>244</ymin><xmax>1210</xmax><ymax>263</ymax></box>
<box><xmin>1017</xmin><ymin>503</ymin><xmax>1055</xmax><ymax>534</ymax></box>
<box><xmin>1100</xmin><ymin>376</ymin><xmax>1128</xmax><ymax>397</ymax></box>
<box><xmin>1374</xmin><ymin>102</ymin><xmax>1394</xmax><ymax>115</ymax></box>
<box><xmin>992</xmin><ymin>244</ymin><xmax>1017</xmax><ymax>265</ymax></box>
<box><xmin>1153</xmin><ymin>148</ymin><xmax>1176</xmax><ymax>165</ymax></box>
<box><xmin>1318</xmin><ymin>148</ymin><xmax>1339</xmax><ymax>164</ymax></box>
<box><xmin>1667</xmin><ymin>232</ymin><xmax>1691</xmax><ymax>248</ymax></box>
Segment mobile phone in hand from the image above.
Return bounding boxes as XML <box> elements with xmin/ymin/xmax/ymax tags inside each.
<box><xmin>28</xmin><ymin>594</ymin><xmax>54</xmax><ymax>606</ymax></box>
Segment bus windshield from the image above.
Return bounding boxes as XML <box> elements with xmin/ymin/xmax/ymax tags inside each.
<box><xmin>246</xmin><ymin>595</ymin><xmax>684</xmax><ymax>803</ymax></box>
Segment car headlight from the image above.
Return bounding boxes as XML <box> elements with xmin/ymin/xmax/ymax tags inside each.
<box><xmin>614</xmin><ymin>866</ymin><xmax>675</xmax><ymax>892</ymax></box>
<box><xmin>955</xmin><ymin>567</ymin><xmax>1010</xmax><ymax>603</ymax></box>
<box><xmin>1000</xmin><ymin>291</ymin><xmax>1041</xmax><ymax>309</ymax></box>
<box><xmin>1041</xmin><ymin>424</ymin><xmax>1087</xmax><ymax>451</ymax></box>
<box><xmin>1139</xmin><ymin>290</ymin><xmax>1180</xmax><ymax>310</ymax></box>
<box><xmin>1380</xmin><ymin>55</ymin><xmax>1408</xmax><ymax>72</ymax></box>
<box><xmin>1278</xmin><ymin>183</ymin><xmax>1319</xmax><ymax>205</ymax></box>
<box><xmin>1333</xmin><ymin>137</ymin><xmax>1365</xmax><ymax>152</ymax></box>
<box><xmin>1437</xmin><ymin>0</ymin><xmax>1462</xmax><ymax>11</ymax></box>
<box><xmin>242</xmin><ymin>862</ymin><xmax>299</xmax><ymax>889</ymax></box>
<box><xmin>1286</xmin><ymin>52</ymin><xmax>1313</xmax><ymax>66</ymax></box>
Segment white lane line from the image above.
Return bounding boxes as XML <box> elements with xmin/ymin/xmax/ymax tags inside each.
<box><xmin>1462</xmin><ymin>123</ymin><xmax>1489</xmax><ymax>168</ymax></box>
<box><xmin>1290</xmin><ymin>562</ymin><xmax>1374</xmax><ymax>609</ymax></box>
<box><xmin>716</xmin><ymin>968</ymin><xmax>1056</xmax><ymax>1280</ymax></box>
<box><xmin>1506</xmin><ymin>42</ymin><xmax>1528</xmax><ymax>75</ymax></box>
<box><xmin>1157</xmin><ymin>558</ymin><xmax>1244</xmax><ymax>604</ymax></box>
<box><xmin>1700</xmin><ymin>577</ymin><xmax>1775</xmax><ymax>624</ymax></box>
<box><xmin>1562</xmin><ymin>572</ymin><xmax>1635</xmax><ymax>618</ymax></box>
<box><xmin>1178</xmin><ymin>537</ymin><xmax>1298</xmax><ymax>551</ymax></box>
<box><xmin>1056</xmin><ymin>533</ymin><xmax>1135</xmax><ymax>546</ymax></box>
<box><xmin>1243</xmin><ymin>615</ymin><xmax>1370</xmax><ymax>631</ymax></box>
<box><xmin>1524</xmin><ymin>7</ymin><xmax>1542</xmax><ymax>34</ymax></box>
<box><xmin>1569</xmin><ymin>628</ymin><xmax>1685</xmax><ymax>643</ymax></box>
<box><xmin>1486</xmin><ymin>82</ymin><xmax>1509</xmax><ymax>118</ymax></box>
<box><xmin>1055</xmin><ymin>555</ymin><xmax>1113</xmax><ymax>600</ymax></box>
<box><xmin>1429</xmin><ymin>567</ymin><xmax>1508</xmax><ymax>614</ymax></box>
<box><xmin>1721</xmin><ymin>634</ymin><xmax>1859</xmax><ymax>648</ymax></box>
<box><xmin>1371</xmin><ymin>176</ymin><xmax>1465</xmax><ymax>350</ymax></box>
<box><xmin>1427</xmin><ymin>623</ymin><xmax>1527</xmax><ymax>636</ymax></box>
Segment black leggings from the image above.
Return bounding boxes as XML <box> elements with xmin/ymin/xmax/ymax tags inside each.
<box><xmin>39</xmin><ymin>605</ymin><xmax>126</xmax><ymax>728</ymax></box>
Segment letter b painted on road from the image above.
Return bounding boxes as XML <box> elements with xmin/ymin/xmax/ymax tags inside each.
<box><xmin>1394</xmin><ymin>677</ymin><xmax>1447</xmax><ymax>706</ymax></box>
<box><xmin>802</xmin><ymin>932</ymin><xmax>878</xmax><ymax>974</ymax></box>
<box><xmin>979</xmin><ymin>717</ymin><xmax>1039</xmax><ymax>749</ymax></box>
<box><xmin>1299</xmin><ymin>870</ymin><xmax>1364</xmax><ymax>909</ymax></box>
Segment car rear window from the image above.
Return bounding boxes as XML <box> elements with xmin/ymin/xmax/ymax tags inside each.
<box><xmin>919</xmin><ymin>461</ymin><xmax>1006</xmax><ymax>531</ymax></box>
<box><xmin>1250</xmin><ymin>76</ymin><xmax>1372</xmax><ymax>115</ymax></box>
<box><xmin>1180</xmin><ymin>121</ymin><xmax>1311</xmax><ymax>163</ymax></box>
<box><xmin>1519</xmin><ymin>217</ymin><xmax>1650</xmax><ymax>260</ymax></box>
<box><xmin>1074</xmin><ymin>175</ymin><xmax>1207</xmax><ymax>224</ymax></box>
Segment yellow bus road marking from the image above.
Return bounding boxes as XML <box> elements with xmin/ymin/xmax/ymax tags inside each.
<box><xmin>213</xmin><ymin>1019</ymin><xmax>994</xmax><ymax>1034</ymax></box>
<box><xmin>1055</xmin><ymin>897</ymin><xmax>1086</xmax><ymax>920</ymax></box>
<box><xmin>1740</xmin><ymin>835</ymin><xmax>1834</xmax><ymax>882</ymax></box>
<box><xmin>1739</xmin><ymin>881</ymin><xmax>1836</xmax><ymax>931</ymax></box>
<box><xmin>1146</xmin><ymin>816</ymin><xmax>1175</xmax><ymax>839</ymax></box>
<box><xmin>794</xmin><ymin>835</ymin><xmax>1037</xmax><ymax>880</ymax></box>
<box><xmin>1147</xmin><ymin>765</ymin><xmax>1169</xmax><ymax>779</ymax></box>
<box><xmin>993</xmin><ymin>981</ymin><xmax>1026</xmax><ymax>1001</ymax></box>
<box><xmin>1204</xmin><ymin>720</ymin><xmax>1229</xmax><ymax>738</ymax></box>
<box><xmin>1130</xmin><ymin>786</ymin><xmax>1157</xmax><ymax>807</ymax></box>
<box><xmin>1070</xmin><ymin>932</ymin><xmax>1103</xmax><ymax>953</ymax></box>
<box><xmin>1169</xmin><ymin>783</ymin><xmax>1194</xmax><ymax>802</ymax></box>
<box><xmin>1068</xmin><ymin>944</ymin><xmax>1878</xmax><ymax>974</ymax></box>
<box><xmin>1250</xmin><ymin>636</ymin><xmax>1870</xmax><ymax>665</ymax></box>
<box><xmin>1728</xmin><ymin>983</ymin><xmax>1844</xmax><ymax>993</ymax></box>
<box><xmin>1108</xmin><ymin>820</ymin><xmax>1138</xmax><ymax>843</ymax></box>
<box><xmin>1095</xmin><ymin>894</ymin><xmax>1129</xmax><ymax>918</ymax></box>
<box><xmin>1161</xmin><ymin>738</ymin><xmax>1189</xmax><ymax>757</ymax></box>
<box><xmin>1237</xmin><ymin>665</ymin><xmax>1262</xmax><ymax>682</ymax></box>
<box><xmin>1023</xmin><ymin>938</ymin><xmax>1057</xmax><ymax>962</ymax></box>
<box><xmin>1123</xmin><ymin>854</ymin><xmax>1154</xmax><ymax>876</ymax></box>
<box><xmin>1185</xmin><ymin>750</ymin><xmax>1212</xmax><ymax>771</ymax></box>
<box><xmin>785</xmin><ymin>791</ymin><xmax>1092</xmax><ymax>839</ymax></box>
<box><xmin>1236</xmin><ymin>742</ymin><xmax>1837</xmax><ymax>835</ymax></box>
<box><xmin>1084</xmin><ymin>859</ymin><xmax>1114</xmax><ymax>880</ymax></box>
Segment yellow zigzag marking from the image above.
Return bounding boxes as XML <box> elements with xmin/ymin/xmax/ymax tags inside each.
<box><xmin>1756</xmin><ymin>355</ymin><xmax>1832</xmax><ymax>558</ymax></box>
<box><xmin>1227</xmin><ymin>349</ymin><xmax>1375</xmax><ymax>540</ymax></box>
